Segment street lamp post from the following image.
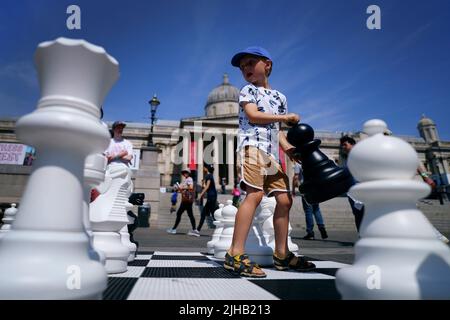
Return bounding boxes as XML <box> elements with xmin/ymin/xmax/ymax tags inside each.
<box><xmin>148</xmin><ymin>94</ymin><xmax>160</xmax><ymax>146</ymax></box>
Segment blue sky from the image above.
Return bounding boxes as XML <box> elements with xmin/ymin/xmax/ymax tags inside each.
<box><xmin>0</xmin><ymin>0</ymin><xmax>449</xmax><ymax>139</ymax></box>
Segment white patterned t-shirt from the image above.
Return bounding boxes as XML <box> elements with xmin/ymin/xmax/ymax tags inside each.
<box><xmin>237</xmin><ymin>84</ymin><xmax>287</xmax><ymax>162</ymax></box>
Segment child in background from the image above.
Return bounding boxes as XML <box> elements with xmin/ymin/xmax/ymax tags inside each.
<box><xmin>170</xmin><ymin>187</ymin><xmax>178</xmax><ymax>213</ymax></box>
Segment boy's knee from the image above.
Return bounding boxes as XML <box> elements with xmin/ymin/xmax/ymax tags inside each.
<box><xmin>276</xmin><ymin>194</ymin><xmax>293</xmax><ymax>210</ymax></box>
<box><xmin>250</xmin><ymin>191</ymin><xmax>264</xmax><ymax>204</ymax></box>
<box><xmin>245</xmin><ymin>186</ymin><xmax>264</xmax><ymax>203</ymax></box>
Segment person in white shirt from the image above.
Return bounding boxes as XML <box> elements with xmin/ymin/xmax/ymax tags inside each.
<box><xmin>105</xmin><ymin>121</ymin><xmax>133</xmax><ymax>166</ymax></box>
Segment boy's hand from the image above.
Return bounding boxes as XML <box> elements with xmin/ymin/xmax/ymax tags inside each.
<box><xmin>283</xmin><ymin>113</ymin><xmax>300</xmax><ymax>126</ymax></box>
<box><xmin>285</xmin><ymin>146</ymin><xmax>301</xmax><ymax>163</ymax></box>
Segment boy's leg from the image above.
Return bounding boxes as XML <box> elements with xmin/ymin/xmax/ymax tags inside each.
<box><xmin>229</xmin><ymin>146</ymin><xmax>265</xmax><ymax>255</ymax></box>
<box><xmin>267</xmin><ymin>163</ymin><xmax>316</xmax><ymax>271</ymax></box>
<box><xmin>228</xmin><ymin>185</ymin><xmax>264</xmax><ymax>256</ymax></box>
<box><xmin>272</xmin><ymin>191</ymin><xmax>293</xmax><ymax>258</ymax></box>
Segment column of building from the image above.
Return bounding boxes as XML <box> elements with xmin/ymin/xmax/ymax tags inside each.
<box><xmin>213</xmin><ymin>136</ymin><xmax>220</xmax><ymax>187</ymax></box>
<box><xmin>226</xmin><ymin>133</ymin><xmax>235</xmax><ymax>189</ymax></box>
<box><xmin>197</xmin><ymin>133</ymin><xmax>204</xmax><ymax>183</ymax></box>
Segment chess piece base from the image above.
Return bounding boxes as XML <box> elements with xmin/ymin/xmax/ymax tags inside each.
<box><xmin>92</xmin><ymin>231</ymin><xmax>129</xmax><ymax>274</ymax></box>
<box><xmin>0</xmin><ymin>230</ymin><xmax>107</xmax><ymax>299</ymax></box>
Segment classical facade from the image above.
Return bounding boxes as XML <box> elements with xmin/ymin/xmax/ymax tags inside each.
<box><xmin>1</xmin><ymin>75</ymin><xmax>449</xmax><ymax>205</ymax></box>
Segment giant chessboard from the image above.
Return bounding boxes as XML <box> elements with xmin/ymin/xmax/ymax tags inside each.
<box><xmin>103</xmin><ymin>251</ymin><xmax>349</xmax><ymax>300</ymax></box>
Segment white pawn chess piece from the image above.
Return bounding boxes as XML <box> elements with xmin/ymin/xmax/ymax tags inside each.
<box><xmin>0</xmin><ymin>37</ymin><xmax>118</xmax><ymax>299</ymax></box>
<box><xmin>90</xmin><ymin>162</ymin><xmax>132</xmax><ymax>273</ymax></box>
<box><xmin>207</xmin><ymin>203</ymin><xmax>224</xmax><ymax>254</ymax></box>
<box><xmin>84</xmin><ymin>153</ymin><xmax>108</xmax><ymax>264</ymax></box>
<box><xmin>245</xmin><ymin>198</ymin><xmax>273</xmax><ymax>266</ymax></box>
<box><xmin>0</xmin><ymin>203</ymin><xmax>18</xmax><ymax>234</ymax></box>
<box><xmin>335</xmin><ymin>119</ymin><xmax>450</xmax><ymax>299</ymax></box>
<box><xmin>260</xmin><ymin>197</ymin><xmax>299</xmax><ymax>254</ymax></box>
<box><xmin>214</xmin><ymin>200</ymin><xmax>237</xmax><ymax>259</ymax></box>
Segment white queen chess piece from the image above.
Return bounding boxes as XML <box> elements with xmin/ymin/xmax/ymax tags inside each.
<box><xmin>0</xmin><ymin>38</ymin><xmax>119</xmax><ymax>299</ymax></box>
<box><xmin>335</xmin><ymin>119</ymin><xmax>450</xmax><ymax>299</ymax></box>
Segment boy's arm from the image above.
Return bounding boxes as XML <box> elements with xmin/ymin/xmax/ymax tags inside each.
<box><xmin>279</xmin><ymin>131</ymin><xmax>299</xmax><ymax>162</ymax></box>
<box><xmin>243</xmin><ymin>103</ymin><xmax>298</xmax><ymax>125</ymax></box>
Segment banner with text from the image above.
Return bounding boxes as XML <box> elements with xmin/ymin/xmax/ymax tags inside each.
<box><xmin>0</xmin><ymin>143</ymin><xmax>36</xmax><ymax>166</ymax></box>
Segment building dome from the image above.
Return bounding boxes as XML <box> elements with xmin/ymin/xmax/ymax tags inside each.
<box><xmin>418</xmin><ymin>114</ymin><xmax>435</xmax><ymax>127</ymax></box>
<box><xmin>417</xmin><ymin>114</ymin><xmax>439</xmax><ymax>143</ymax></box>
<box><xmin>205</xmin><ymin>74</ymin><xmax>239</xmax><ymax>117</ymax></box>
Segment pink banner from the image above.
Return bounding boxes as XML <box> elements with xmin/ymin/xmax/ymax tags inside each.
<box><xmin>189</xmin><ymin>141</ymin><xmax>197</xmax><ymax>170</ymax></box>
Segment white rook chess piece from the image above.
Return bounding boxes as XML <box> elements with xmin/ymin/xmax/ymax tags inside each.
<box><xmin>214</xmin><ymin>200</ymin><xmax>237</xmax><ymax>259</ymax></box>
<box><xmin>0</xmin><ymin>37</ymin><xmax>118</xmax><ymax>299</ymax></box>
<box><xmin>260</xmin><ymin>197</ymin><xmax>299</xmax><ymax>254</ymax></box>
<box><xmin>0</xmin><ymin>203</ymin><xmax>18</xmax><ymax>235</ymax></box>
<box><xmin>207</xmin><ymin>203</ymin><xmax>224</xmax><ymax>254</ymax></box>
<box><xmin>90</xmin><ymin>162</ymin><xmax>132</xmax><ymax>273</ymax></box>
<box><xmin>335</xmin><ymin>119</ymin><xmax>450</xmax><ymax>299</ymax></box>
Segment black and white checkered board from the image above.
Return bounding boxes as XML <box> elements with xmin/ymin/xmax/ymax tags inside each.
<box><xmin>103</xmin><ymin>251</ymin><xmax>349</xmax><ymax>300</ymax></box>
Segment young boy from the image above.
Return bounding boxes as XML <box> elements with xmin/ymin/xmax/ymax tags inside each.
<box><xmin>224</xmin><ymin>46</ymin><xmax>316</xmax><ymax>277</ymax></box>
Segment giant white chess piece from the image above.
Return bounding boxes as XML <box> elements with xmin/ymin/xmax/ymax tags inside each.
<box><xmin>84</xmin><ymin>153</ymin><xmax>108</xmax><ymax>264</ymax></box>
<box><xmin>214</xmin><ymin>200</ymin><xmax>237</xmax><ymax>259</ymax></box>
<box><xmin>90</xmin><ymin>162</ymin><xmax>132</xmax><ymax>273</ymax></box>
<box><xmin>245</xmin><ymin>198</ymin><xmax>273</xmax><ymax>266</ymax></box>
<box><xmin>0</xmin><ymin>203</ymin><xmax>18</xmax><ymax>236</ymax></box>
<box><xmin>0</xmin><ymin>203</ymin><xmax>19</xmax><ymax>241</ymax></box>
<box><xmin>260</xmin><ymin>196</ymin><xmax>299</xmax><ymax>254</ymax></box>
<box><xmin>335</xmin><ymin>119</ymin><xmax>450</xmax><ymax>299</ymax></box>
<box><xmin>0</xmin><ymin>38</ymin><xmax>118</xmax><ymax>299</ymax></box>
<box><xmin>207</xmin><ymin>203</ymin><xmax>224</xmax><ymax>254</ymax></box>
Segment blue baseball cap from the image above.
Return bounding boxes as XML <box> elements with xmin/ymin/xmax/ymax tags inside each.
<box><xmin>231</xmin><ymin>46</ymin><xmax>273</xmax><ymax>67</ymax></box>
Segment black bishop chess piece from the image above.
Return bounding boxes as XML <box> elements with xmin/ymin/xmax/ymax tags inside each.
<box><xmin>287</xmin><ymin>123</ymin><xmax>354</xmax><ymax>204</ymax></box>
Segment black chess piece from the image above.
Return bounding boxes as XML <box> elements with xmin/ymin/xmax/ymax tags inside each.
<box><xmin>287</xmin><ymin>123</ymin><xmax>354</xmax><ymax>204</ymax></box>
<box><xmin>128</xmin><ymin>193</ymin><xmax>145</xmax><ymax>206</ymax></box>
<box><xmin>127</xmin><ymin>193</ymin><xmax>145</xmax><ymax>252</ymax></box>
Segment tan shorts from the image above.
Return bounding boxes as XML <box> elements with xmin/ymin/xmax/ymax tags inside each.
<box><xmin>239</xmin><ymin>146</ymin><xmax>290</xmax><ymax>196</ymax></box>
